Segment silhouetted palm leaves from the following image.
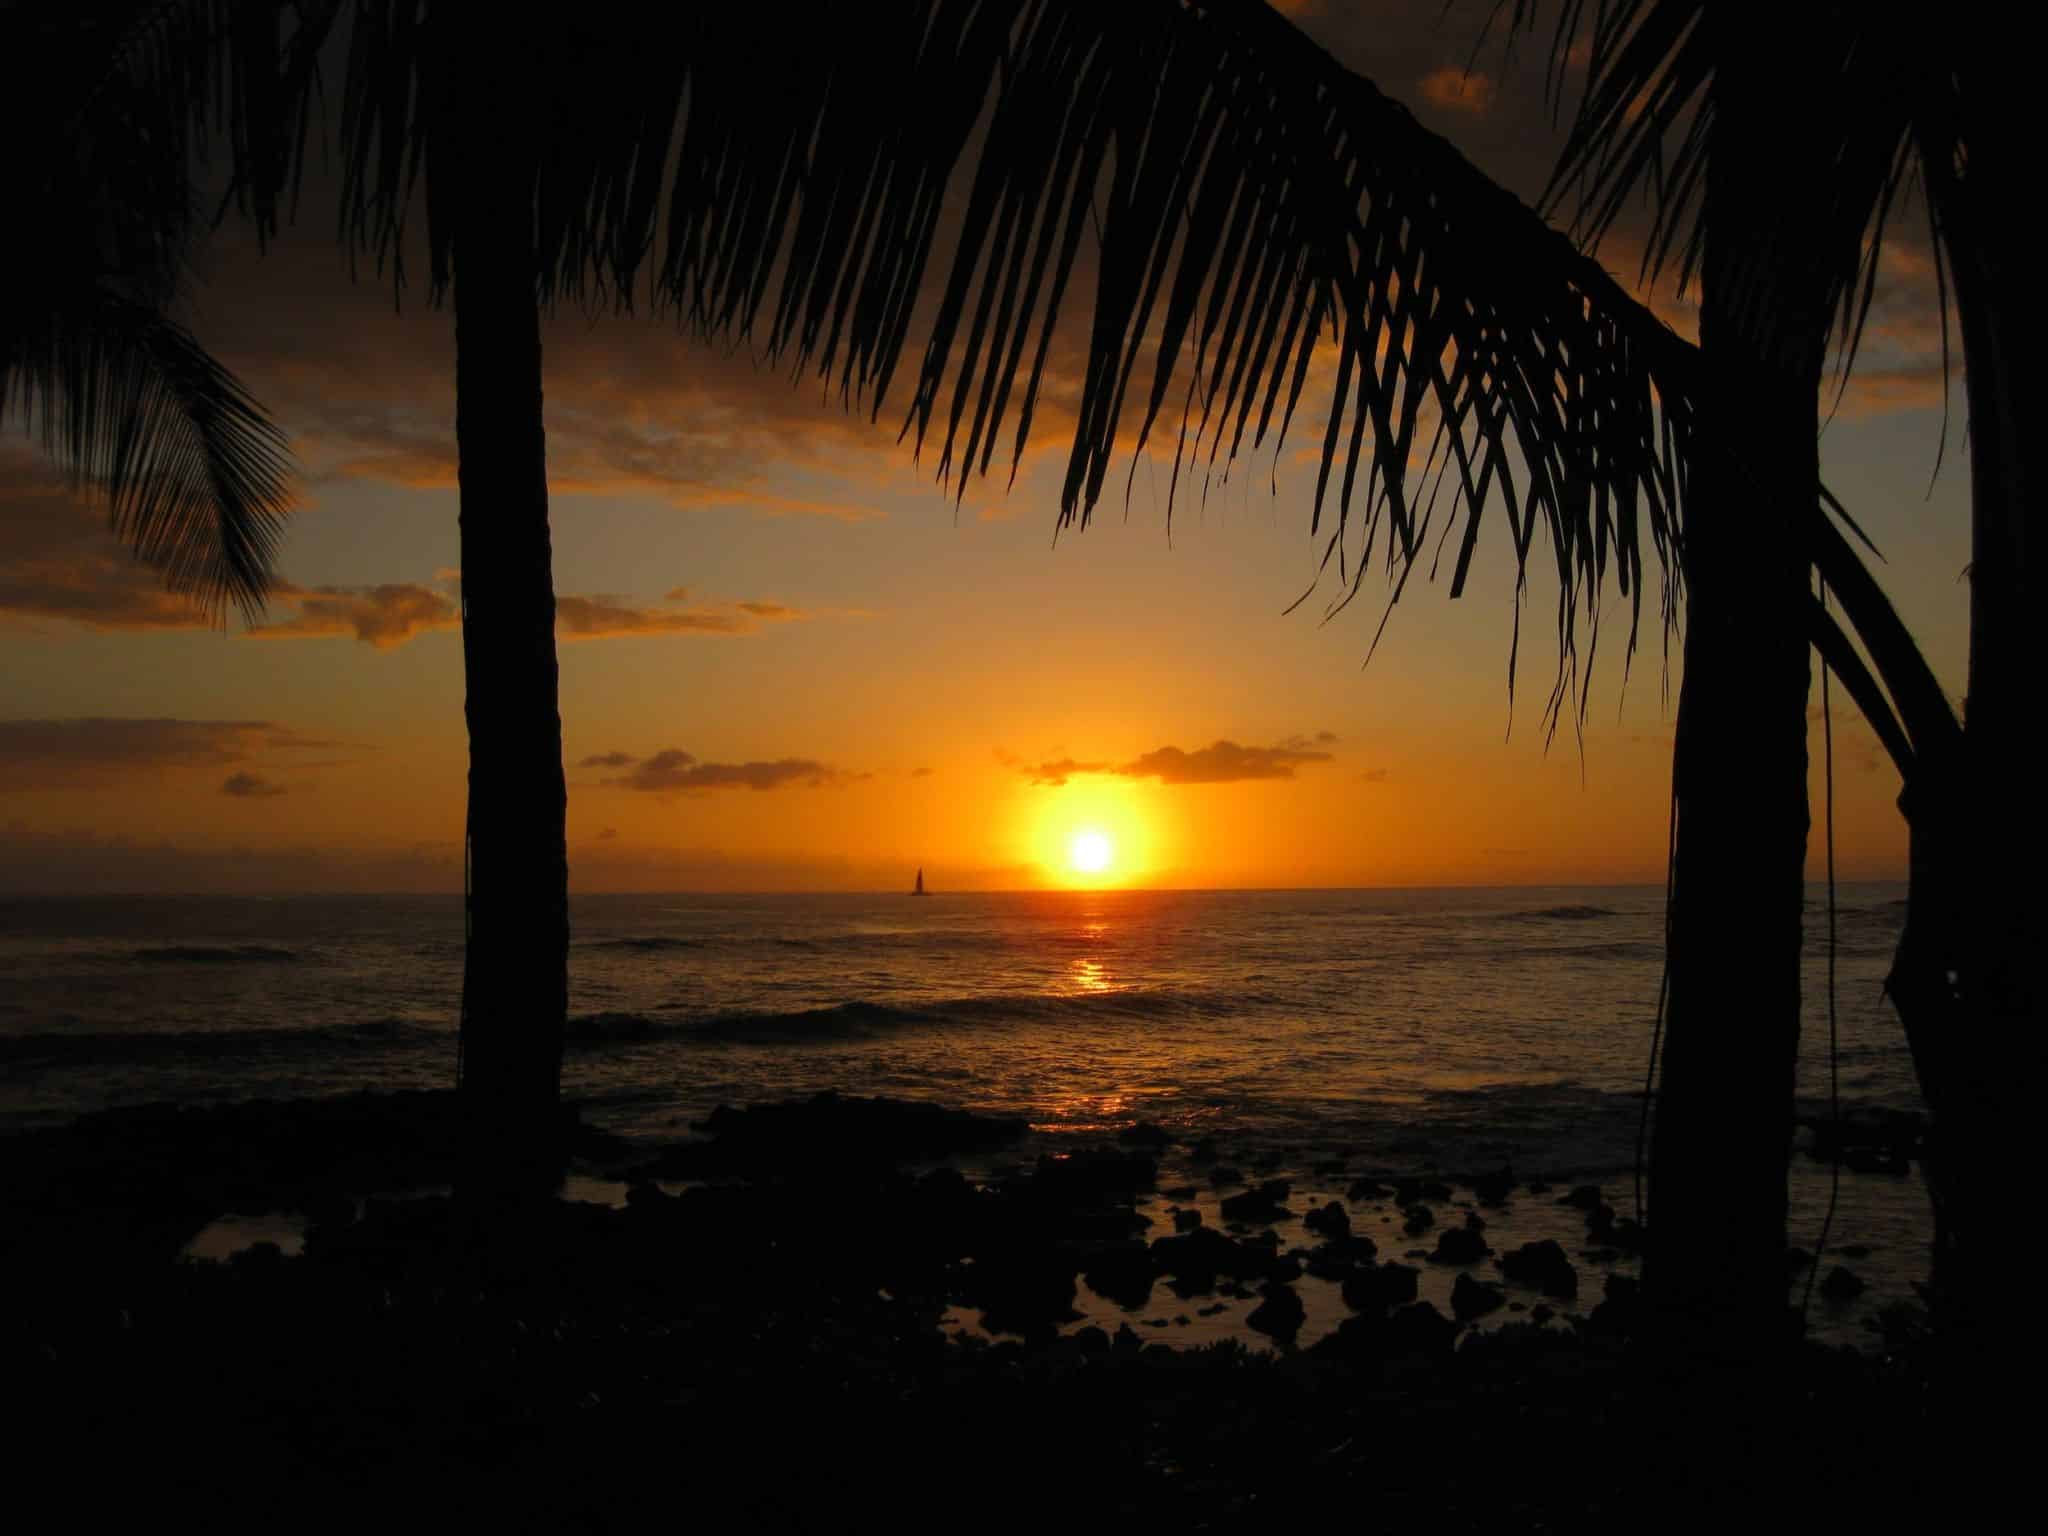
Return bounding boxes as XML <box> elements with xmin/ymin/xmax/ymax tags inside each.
<box><xmin>0</xmin><ymin>1</ymin><xmax>307</xmax><ymax>620</ymax></box>
<box><xmin>327</xmin><ymin>0</ymin><xmax>1714</xmax><ymax>721</ymax></box>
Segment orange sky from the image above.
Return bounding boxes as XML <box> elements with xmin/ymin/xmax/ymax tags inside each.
<box><xmin>0</xmin><ymin>2</ymin><xmax>1969</xmax><ymax>894</ymax></box>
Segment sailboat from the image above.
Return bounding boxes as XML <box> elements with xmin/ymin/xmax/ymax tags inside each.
<box><xmin>912</xmin><ymin>866</ymin><xmax>927</xmax><ymax>897</ymax></box>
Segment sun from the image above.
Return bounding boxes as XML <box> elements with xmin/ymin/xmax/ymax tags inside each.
<box><xmin>1069</xmin><ymin>830</ymin><xmax>1113</xmax><ymax>875</ymax></box>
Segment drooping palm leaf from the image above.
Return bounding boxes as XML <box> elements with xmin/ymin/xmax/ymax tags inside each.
<box><xmin>330</xmin><ymin>0</ymin><xmax>1716</xmax><ymax>726</ymax></box>
<box><xmin>1503</xmin><ymin>0</ymin><xmax>1945</xmax><ymax>391</ymax></box>
<box><xmin>0</xmin><ymin>0</ymin><xmax>310</xmax><ymax>620</ymax></box>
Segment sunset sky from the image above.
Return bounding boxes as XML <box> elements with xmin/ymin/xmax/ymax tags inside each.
<box><xmin>0</xmin><ymin>1</ymin><xmax>1968</xmax><ymax>894</ymax></box>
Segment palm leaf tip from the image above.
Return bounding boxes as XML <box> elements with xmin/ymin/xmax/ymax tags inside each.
<box><xmin>9</xmin><ymin>290</ymin><xmax>297</xmax><ymax>625</ymax></box>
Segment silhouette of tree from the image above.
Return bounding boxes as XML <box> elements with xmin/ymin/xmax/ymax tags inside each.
<box><xmin>0</xmin><ymin>2</ymin><xmax>300</xmax><ymax>619</ymax></box>
<box><xmin>28</xmin><ymin>3</ymin><xmax>1967</xmax><ymax>1265</ymax></box>
<box><xmin>1515</xmin><ymin>0</ymin><xmax>2034</xmax><ymax>1351</ymax></box>
<box><xmin>318</xmin><ymin>0</ymin><xmax>1720</xmax><ymax>1178</ymax></box>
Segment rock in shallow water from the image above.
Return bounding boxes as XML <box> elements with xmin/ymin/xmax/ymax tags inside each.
<box><xmin>1246</xmin><ymin>1280</ymin><xmax>1306</xmax><ymax>1344</ymax></box>
<box><xmin>1499</xmin><ymin>1239</ymin><xmax>1579</xmax><ymax>1300</ymax></box>
<box><xmin>1452</xmin><ymin>1272</ymin><xmax>1506</xmax><ymax>1322</ymax></box>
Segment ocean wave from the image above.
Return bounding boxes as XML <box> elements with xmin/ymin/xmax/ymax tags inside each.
<box><xmin>1510</xmin><ymin>905</ymin><xmax>1620</xmax><ymax>922</ymax></box>
<box><xmin>0</xmin><ymin>1016</ymin><xmax>438</xmax><ymax>1066</ymax></box>
<box><xmin>564</xmin><ymin>985</ymin><xmax>1276</xmax><ymax>1051</ymax></box>
<box><xmin>582</xmin><ymin>936</ymin><xmax>699</xmax><ymax>953</ymax></box>
<box><xmin>130</xmin><ymin>945</ymin><xmax>301</xmax><ymax>964</ymax></box>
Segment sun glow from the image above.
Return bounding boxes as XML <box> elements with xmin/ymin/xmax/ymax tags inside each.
<box><xmin>1023</xmin><ymin>780</ymin><xmax>1157</xmax><ymax>887</ymax></box>
<box><xmin>1069</xmin><ymin>830</ymin><xmax>1113</xmax><ymax>874</ymax></box>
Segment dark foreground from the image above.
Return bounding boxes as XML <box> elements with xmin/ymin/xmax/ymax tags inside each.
<box><xmin>2</xmin><ymin>1091</ymin><xmax>1982</xmax><ymax>1531</ymax></box>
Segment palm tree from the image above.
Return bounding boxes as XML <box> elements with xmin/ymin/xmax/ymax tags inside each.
<box><xmin>27</xmin><ymin>5</ymin><xmax>1970</xmax><ymax>1311</ymax></box>
<box><xmin>1</xmin><ymin>2</ymin><xmax>299</xmax><ymax>621</ymax></box>
<box><xmin>310</xmin><ymin>0</ymin><xmax>1970</xmax><ymax>1236</ymax></box>
<box><xmin>308</xmin><ymin>0</ymin><xmax>1723</xmax><ymax>1186</ymax></box>
<box><xmin>1519</xmin><ymin>0</ymin><xmax>2035</xmax><ymax>1349</ymax></box>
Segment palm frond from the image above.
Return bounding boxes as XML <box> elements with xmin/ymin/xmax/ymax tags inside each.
<box><xmin>0</xmin><ymin>0</ymin><xmax>310</xmax><ymax>619</ymax></box>
<box><xmin>2</xmin><ymin>278</ymin><xmax>293</xmax><ymax>620</ymax></box>
<box><xmin>1504</xmin><ymin>1</ymin><xmax>1942</xmax><ymax>379</ymax></box>
<box><xmin>333</xmin><ymin>0</ymin><xmax>1707</xmax><ymax>727</ymax></box>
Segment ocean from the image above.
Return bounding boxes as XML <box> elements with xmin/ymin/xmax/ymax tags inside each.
<box><xmin>0</xmin><ymin>884</ymin><xmax>1929</xmax><ymax>1348</ymax></box>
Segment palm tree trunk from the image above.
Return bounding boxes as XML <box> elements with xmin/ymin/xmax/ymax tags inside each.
<box><xmin>1647</xmin><ymin>43</ymin><xmax>1827</xmax><ymax>1351</ymax></box>
<box><xmin>1923</xmin><ymin>64</ymin><xmax>2040</xmax><ymax>1357</ymax></box>
<box><xmin>451</xmin><ymin>133</ymin><xmax>570</xmax><ymax>1188</ymax></box>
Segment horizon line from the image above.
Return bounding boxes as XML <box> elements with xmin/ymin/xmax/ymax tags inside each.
<box><xmin>0</xmin><ymin>875</ymin><xmax>1907</xmax><ymax>901</ymax></box>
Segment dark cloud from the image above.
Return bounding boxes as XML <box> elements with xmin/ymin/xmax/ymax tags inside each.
<box><xmin>554</xmin><ymin>593</ymin><xmax>809</xmax><ymax>640</ymax></box>
<box><xmin>1119</xmin><ymin>739</ymin><xmax>1335</xmax><ymax>785</ymax></box>
<box><xmin>221</xmin><ymin>771</ymin><xmax>289</xmax><ymax>799</ymax></box>
<box><xmin>1025</xmin><ymin>757</ymin><xmax>1111</xmax><ymax>788</ymax></box>
<box><xmin>910</xmin><ymin>766</ymin><xmax>935</xmax><ymax>778</ymax></box>
<box><xmin>578</xmin><ymin>751</ymin><xmax>638</xmax><ymax>769</ymax></box>
<box><xmin>248</xmin><ymin>581</ymin><xmax>458</xmax><ymax>648</ymax></box>
<box><xmin>0</xmin><ymin>718</ymin><xmax>326</xmax><ymax>790</ymax></box>
<box><xmin>1358</xmin><ymin>767</ymin><xmax>1391</xmax><ymax>784</ymax></box>
<box><xmin>1019</xmin><ymin>735</ymin><xmax>1338</xmax><ymax>788</ymax></box>
<box><xmin>603</xmin><ymin>749</ymin><xmax>854</xmax><ymax>793</ymax></box>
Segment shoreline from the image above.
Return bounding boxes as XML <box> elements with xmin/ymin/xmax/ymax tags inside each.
<box><xmin>4</xmin><ymin>1087</ymin><xmax>1964</xmax><ymax>1528</ymax></box>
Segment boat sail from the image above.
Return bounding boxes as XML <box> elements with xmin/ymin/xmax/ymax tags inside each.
<box><xmin>912</xmin><ymin>867</ymin><xmax>926</xmax><ymax>897</ymax></box>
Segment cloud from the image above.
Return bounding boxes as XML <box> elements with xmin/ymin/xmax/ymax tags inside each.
<box><xmin>910</xmin><ymin>766</ymin><xmax>935</xmax><ymax>778</ymax></box>
<box><xmin>602</xmin><ymin>749</ymin><xmax>855</xmax><ymax>793</ymax></box>
<box><xmin>248</xmin><ymin>581</ymin><xmax>459</xmax><ymax>648</ymax></box>
<box><xmin>1019</xmin><ymin>735</ymin><xmax>1338</xmax><ymax>788</ymax></box>
<box><xmin>1358</xmin><ymin>767</ymin><xmax>1390</xmax><ymax>784</ymax></box>
<box><xmin>1025</xmin><ymin>757</ymin><xmax>1112</xmax><ymax>787</ymax></box>
<box><xmin>1119</xmin><ymin>739</ymin><xmax>1335</xmax><ymax>784</ymax></box>
<box><xmin>0</xmin><ymin>718</ymin><xmax>330</xmax><ymax>790</ymax></box>
<box><xmin>554</xmin><ymin>592</ymin><xmax>811</xmax><ymax>640</ymax></box>
<box><xmin>578</xmin><ymin>751</ymin><xmax>638</xmax><ymax>769</ymax></box>
<box><xmin>1416</xmin><ymin>67</ymin><xmax>1495</xmax><ymax>114</ymax></box>
<box><xmin>221</xmin><ymin>771</ymin><xmax>289</xmax><ymax>799</ymax></box>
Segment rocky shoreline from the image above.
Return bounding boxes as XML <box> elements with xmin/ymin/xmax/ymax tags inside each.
<box><xmin>4</xmin><ymin>1089</ymin><xmax>1962</xmax><ymax>1528</ymax></box>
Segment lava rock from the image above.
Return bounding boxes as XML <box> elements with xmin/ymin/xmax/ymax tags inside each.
<box><xmin>1429</xmin><ymin>1224</ymin><xmax>1489</xmax><ymax>1265</ymax></box>
<box><xmin>1151</xmin><ymin>1226</ymin><xmax>1267</xmax><ymax>1297</ymax></box>
<box><xmin>1080</xmin><ymin>1241</ymin><xmax>1157</xmax><ymax>1311</ymax></box>
<box><xmin>1117</xmin><ymin>1121</ymin><xmax>1171</xmax><ymax>1150</ymax></box>
<box><xmin>1347</xmin><ymin>1178</ymin><xmax>1392</xmax><ymax>1202</ymax></box>
<box><xmin>1245</xmin><ymin>1280</ymin><xmax>1306</xmax><ymax>1344</ymax></box>
<box><xmin>1452</xmin><ymin>1272</ymin><xmax>1506</xmax><ymax>1322</ymax></box>
<box><xmin>1303</xmin><ymin>1201</ymin><xmax>1350</xmax><ymax>1240</ymax></box>
<box><xmin>1820</xmin><ymin>1265</ymin><xmax>1867</xmax><ymax>1301</ymax></box>
<box><xmin>1341</xmin><ymin>1261</ymin><xmax>1420</xmax><ymax>1314</ymax></box>
<box><xmin>1393</xmin><ymin>1177</ymin><xmax>1453</xmax><ymax>1207</ymax></box>
<box><xmin>1560</xmin><ymin>1184</ymin><xmax>1605</xmax><ymax>1212</ymax></box>
<box><xmin>1303</xmin><ymin>1233</ymin><xmax>1379</xmax><ymax>1280</ymax></box>
<box><xmin>1219</xmin><ymin>1180</ymin><xmax>1292</xmax><ymax>1227</ymax></box>
<box><xmin>1401</xmin><ymin>1204</ymin><xmax>1436</xmax><ymax>1236</ymax></box>
<box><xmin>1172</xmin><ymin>1208</ymin><xmax>1203</xmax><ymax>1233</ymax></box>
<box><xmin>1499</xmin><ymin>1239</ymin><xmax>1579</xmax><ymax>1300</ymax></box>
<box><xmin>1467</xmin><ymin>1167</ymin><xmax>1516</xmax><ymax>1207</ymax></box>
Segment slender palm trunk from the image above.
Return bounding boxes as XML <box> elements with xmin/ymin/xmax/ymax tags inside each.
<box><xmin>1923</xmin><ymin>59</ymin><xmax>2040</xmax><ymax>1357</ymax></box>
<box><xmin>1647</xmin><ymin>43</ymin><xmax>1827</xmax><ymax>1351</ymax></box>
<box><xmin>451</xmin><ymin>120</ymin><xmax>570</xmax><ymax>1188</ymax></box>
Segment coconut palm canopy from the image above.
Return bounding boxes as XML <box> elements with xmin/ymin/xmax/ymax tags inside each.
<box><xmin>7</xmin><ymin>0</ymin><xmax>1948</xmax><ymax>733</ymax></box>
<box><xmin>306</xmin><ymin>0</ymin><xmax>1714</xmax><ymax>723</ymax></box>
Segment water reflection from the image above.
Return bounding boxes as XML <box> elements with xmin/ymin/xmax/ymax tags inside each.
<box><xmin>1067</xmin><ymin>958</ymin><xmax>1112</xmax><ymax>993</ymax></box>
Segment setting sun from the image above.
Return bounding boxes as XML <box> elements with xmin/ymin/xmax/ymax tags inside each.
<box><xmin>1069</xmin><ymin>830</ymin><xmax>1113</xmax><ymax>874</ymax></box>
